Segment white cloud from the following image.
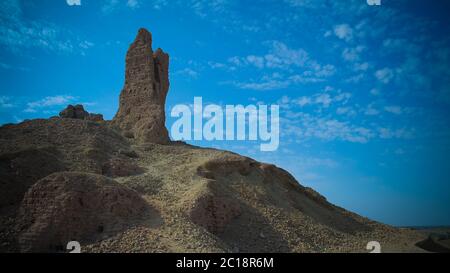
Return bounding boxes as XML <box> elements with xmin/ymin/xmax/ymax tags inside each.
<box><xmin>375</xmin><ymin>68</ymin><xmax>394</xmax><ymax>84</ymax></box>
<box><xmin>66</xmin><ymin>0</ymin><xmax>81</xmax><ymax>6</ymax></box>
<box><xmin>364</xmin><ymin>105</ymin><xmax>380</xmax><ymax>116</ymax></box>
<box><xmin>285</xmin><ymin>114</ymin><xmax>374</xmax><ymax>144</ymax></box>
<box><xmin>0</xmin><ymin>96</ymin><xmax>14</xmax><ymax>108</ymax></box>
<box><xmin>102</xmin><ymin>0</ymin><xmax>120</xmax><ymax>13</ymax></box>
<box><xmin>378</xmin><ymin>127</ymin><xmax>413</xmax><ymax>139</ymax></box>
<box><xmin>207</xmin><ymin>61</ymin><xmax>226</xmax><ymax>69</ymax></box>
<box><xmin>315</xmin><ymin>93</ymin><xmax>332</xmax><ymax>108</ymax></box>
<box><xmin>153</xmin><ymin>0</ymin><xmax>169</xmax><ymax>10</ymax></box>
<box><xmin>284</xmin><ymin>0</ymin><xmax>321</xmax><ymax>8</ymax></box>
<box><xmin>384</xmin><ymin>105</ymin><xmax>403</xmax><ymax>115</ymax></box>
<box><xmin>295</xmin><ymin>96</ymin><xmax>311</xmax><ymax>107</ymax></box>
<box><xmin>342</xmin><ymin>46</ymin><xmax>364</xmax><ymax>62</ymax></box>
<box><xmin>289</xmin><ymin>88</ymin><xmax>351</xmax><ymax>109</ymax></box>
<box><xmin>227</xmin><ymin>56</ymin><xmax>242</xmax><ymax>67</ymax></box>
<box><xmin>370</xmin><ymin>88</ymin><xmax>380</xmax><ymax>96</ymax></box>
<box><xmin>354</xmin><ymin>62</ymin><xmax>369</xmax><ymax>71</ymax></box>
<box><xmin>226</xmin><ymin>41</ymin><xmax>311</xmax><ymax>70</ymax></box>
<box><xmin>79</xmin><ymin>40</ymin><xmax>94</xmax><ymax>49</ymax></box>
<box><xmin>336</xmin><ymin>107</ymin><xmax>356</xmax><ymax>116</ymax></box>
<box><xmin>345</xmin><ymin>73</ymin><xmax>364</xmax><ymax>83</ymax></box>
<box><xmin>230</xmin><ymin>80</ymin><xmax>289</xmax><ymax>91</ymax></box>
<box><xmin>24</xmin><ymin>95</ymin><xmax>76</xmax><ymax>113</ymax></box>
<box><xmin>246</xmin><ymin>55</ymin><xmax>265</xmax><ymax>69</ymax></box>
<box><xmin>127</xmin><ymin>0</ymin><xmax>139</xmax><ymax>9</ymax></box>
<box><xmin>288</xmin><ymin>75</ymin><xmax>325</xmax><ymax>84</ymax></box>
<box><xmin>0</xmin><ymin>1</ymin><xmax>88</xmax><ymax>54</ymax></box>
<box><xmin>174</xmin><ymin>68</ymin><xmax>199</xmax><ymax>78</ymax></box>
<box><xmin>219</xmin><ymin>40</ymin><xmax>335</xmax><ymax>89</ymax></box>
<box><xmin>264</xmin><ymin>41</ymin><xmax>309</xmax><ymax>68</ymax></box>
<box><xmin>333</xmin><ymin>24</ymin><xmax>353</xmax><ymax>42</ymax></box>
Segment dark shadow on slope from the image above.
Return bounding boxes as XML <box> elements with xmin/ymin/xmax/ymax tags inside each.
<box><xmin>218</xmin><ymin>201</ymin><xmax>292</xmax><ymax>253</ymax></box>
<box><xmin>415</xmin><ymin>233</ymin><xmax>450</xmax><ymax>253</ymax></box>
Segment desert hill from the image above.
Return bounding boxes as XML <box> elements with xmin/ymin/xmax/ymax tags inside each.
<box><xmin>0</xmin><ymin>28</ymin><xmax>425</xmax><ymax>253</ymax></box>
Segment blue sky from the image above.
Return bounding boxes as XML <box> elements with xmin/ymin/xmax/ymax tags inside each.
<box><xmin>1</xmin><ymin>0</ymin><xmax>450</xmax><ymax>226</ymax></box>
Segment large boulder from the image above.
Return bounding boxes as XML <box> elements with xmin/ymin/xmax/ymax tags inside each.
<box><xmin>16</xmin><ymin>172</ymin><xmax>149</xmax><ymax>252</ymax></box>
<box><xmin>111</xmin><ymin>28</ymin><xmax>170</xmax><ymax>144</ymax></box>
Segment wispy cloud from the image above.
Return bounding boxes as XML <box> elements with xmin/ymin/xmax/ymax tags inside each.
<box><xmin>375</xmin><ymin>68</ymin><xmax>394</xmax><ymax>84</ymax></box>
<box><xmin>229</xmin><ymin>79</ymin><xmax>289</xmax><ymax>91</ymax></box>
<box><xmin>0</xmin><ymin>96</ymin><xmax>15</xmax><ymax>109</ymax></box>
<box><xmin>342</xmin><ymin>46</ymin><xmax>364</xmax><ymax>62</ymax></box>
<box><xmin>384</xmin><ymin>105</ymin><xmax>403</xmax><ymax>115</ymax></box>
<box><xmin>66</xmin><ymin>0</ymin><xmax>81</xmax><ymax>6</ymax></box>
<box><xmin>24</xmin><ymin>95</ymin><xmax>76</xmax><ymax>113</ymax></box>
<box><xmin>0</xmin><ymin>1</ymin><xmax>90</xmax><ymax>55</ymax></box>
<box><xmin>174</xmin><ymin>68</ymin><xmax>199</xmax><ymax>79</ymax></box>
<box><xmin>126</xmin><ymin>0</ymin><xmax>139</xmax><ymax>9</ymax></box>
<box><xmin>102</xmin><ymin>0</ymin><xmax>120</xmax><ymax>14</ymax></box>
<box><xmin>332</xmin><ymin>24</ymin><xmax>353</xmax><ymax>42</ymax></box>
<box><xmin>213</xmin><ymin>40</ymin><xmax>336</xmax><ymax>90</ymax></box>
<box><xmin>223</xmin><ymin>41</ymin><xmax>316</xmax><ymax>71</ymax></box>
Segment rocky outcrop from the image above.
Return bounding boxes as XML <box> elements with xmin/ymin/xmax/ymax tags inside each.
<box><xmin>59</xmin><ymin>104</ymin><xmax>104</xmax><ymax>122</ymax></box>
<box><xmin>112</xmin><ymin>28</ymin><xmax>170</xmax><ymax>144</ymax></box>
<box><xmin>16</xmin><ymin>172</ymin><xmax>149</xmax><ymax>252</ymax></box>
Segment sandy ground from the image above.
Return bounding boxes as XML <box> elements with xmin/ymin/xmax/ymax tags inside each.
<box><xmin>0</xmin><ymin>119</ymin><xmax>440</xmax><ymax>253</ymax></box>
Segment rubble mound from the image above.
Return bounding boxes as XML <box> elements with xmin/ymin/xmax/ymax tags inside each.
<box><xmin>0</xmin><ymin>118</ymin><xmax>136</xmax><ymax>175</ymax></box>
<box><xmin>195</xmin><ymin>153</ymin><xmax>372</xmax><ymax>236</ymax></box>
<box><xmin>0</xmin><ymin>118</ymin><xmax>142</xmax><ymax>210</ymax></box>
<box><xmin>16</xmin><ymin>172</ymin><xmax>149</xmax><ymax>252</ymax></box>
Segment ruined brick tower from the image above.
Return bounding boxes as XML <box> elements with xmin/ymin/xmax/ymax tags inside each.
<box><xmin>112</xmin><ymin>28</ymin><xmax>170</xmax><ymax>144</ymax></box>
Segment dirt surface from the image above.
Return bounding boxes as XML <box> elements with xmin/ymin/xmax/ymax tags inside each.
<box><xmin>0</xmin><ymin>121</ymin><xmax>427</xmax><ymax>252</ymax></box>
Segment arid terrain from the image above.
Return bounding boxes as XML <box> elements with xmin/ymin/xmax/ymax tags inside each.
<box><xmin>0</xmin><ymin>28</ymin><xmax>434</xmax><ymax>253</ymax></box>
